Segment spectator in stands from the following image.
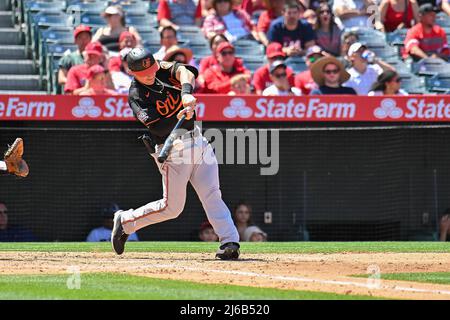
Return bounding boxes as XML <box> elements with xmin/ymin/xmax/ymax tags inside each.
<box><xmin>442</xmin><ymin>0</ymin><xmax>450</xmax><ymax>15</ymax></box>
<box><xmin>314</xmin><ymin>3</ymin><xmax>343</xmax><ymax>56</ymax></box>
<box><xmin>267</xmin><ymin>2</ymin><xmax>316</xmax><ymax>57</ymax></box>
<box><xmin>199</xmin><ymin>34</ymin><xmax>230</xmax><ymax>73</ymax></box>
<box><xmin>404</xmin><ymin>3</ymin><xmax>450</xmax><ymax>61</ymax></box>
<box><xmin>243</xmin><ymin>225</ymin><xmax>267</xmax><ymax>241</ymax></box>
<box><xmin>310</xmin><ymin>56</ymin><xmax>357</xmax><ymax>94</ymax></box>
<box><xmin>263</xmin><ymin>60</ymin><xmax>302</xmax><ymax>96</ymax></box>
<box><xmin>157</xmin><ymin>0</ymin><xmax>203</xmax><ymax>30</ymax></box>
<box><xmin>379</xmin><ymin>0</ymin><xmax>420</xmax><ymax>32</ymax></box>
<box><xmin>77</xmin><ymin>65</ymin><xmax>118</xmax><ymax>96</ymax></box>
<box><xmin>0</xmin><ymin>201</ymin><xmax>36</xmax><ymax>242</ymax></box>
<box><xmin>163</xmin><ymin>45</ymin><xmax>194</xmax><ymax>64</ymax></box>
<box><xmin>229</xmin><ymin>73</ymin><xmax>252</xmax><ymax>94</ymax></box>
<box><xmin>295</xmin><ymin>45</ymin><xmax>325</xmax><ymax>94</ymax></box>
<box><xmin>87</xmin><ymin>203</ymin><xmax>138</xmax><ymax>242</ymax></box>
<box><xmin>111</xmin><ymin>48</ymin><xmax>133</xmax><ymax>94</ymax></box>
<box><xmin>344</xmin><ymin>42</ymin><xmax>396</xmax><ymax>95</ymax></box>
<box><xmin>368</xmin><ymin>70</ymin><xmax>409</xmax><ymax>95</ymax></box>
<box><xmin>300</xmin><ymin>0</ymin><xmax>327</xmax><ymax>11</ymax></box>
<box><xmin>239</xmin><ymin>0</ymin><xmax>267</xmax><ymax>15</ymax></box>
<box><xmin>257</xmin><ymin>0</ymin><xmax>285</xmax><ymax>47</ymax></box>
<box><xmin>232</xmin><ymin>200</ymin><xmax>254</xmax><ymax>241</ymax></box>
<box><xmin>154</xmin><ymin>26</ymin><xmax>179</xmax><ymax>61</ymax></box>
<box><xmin>198</xmin><ymin>221</ymin><xmax>219</xmax><ymax>241</ymax></box>
<box><xmin>108</xmin><ymin>31</ymin><xmax>137</xmax><ymax>73</ymax></box>
<box><xmin>304</xmin><ymin>8</ymin><xmax>318</xmax><ymax>25</ymax></box>
<box><xmin>439</xmin><ymin>208</ymin><xmax>450</xmax><ymax>241</ymax></box>
<box><xmin>92</xmin><ymin>5</ymin><xmax>142</xmax><ymax>53</ymax></box>
<box><xmin>338</xmin><ymin>31</ymin><xmax>359</xmax><ymax>69</ymax></box>
<box><xmin>202</xmin><ymin>0</ymin><xmax>258</xmax><ymax>42</ymax></box>
<box><xmin>64</xmin><ymin>41</ymin><xmax>107</xmax><ymax>94</ymax></box>
<box><xmin>58</xmin><ymin>25</ymin><xmax>92</xmax><ymax>88</ymax></box>
<box><xmin>253</xmin><ymin>42</ymin><xmax>295</xmax><ymax>95</ymax></box>
<box><xmin>333</xmin><ymin>0</ymin><xmax>376</xmax><ymax>29</ymax></box>
<box><xmin>203</xmin><ymin>42</ymin><xmax>251</xmax><ymax>93</ymax></box>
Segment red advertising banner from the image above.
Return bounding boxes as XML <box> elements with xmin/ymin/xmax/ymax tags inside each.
<box><xmin>0</xmin><ymin>94</ymin><xmax>449</xmax><ymax>122</ymax></box>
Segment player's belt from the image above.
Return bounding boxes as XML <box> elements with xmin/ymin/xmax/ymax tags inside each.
<box><xmin>179</xmin><ymin>126</ymin><xmax>201</xmax><ymax>141</ymax></box>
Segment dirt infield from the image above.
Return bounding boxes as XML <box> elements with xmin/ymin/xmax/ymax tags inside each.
<box><xmin>1</xmin><ymin>251</ymin><xmax>450</xmax><ymax>299</ymax></box>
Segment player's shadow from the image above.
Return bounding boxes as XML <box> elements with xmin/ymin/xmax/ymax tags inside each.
<box><xmin>202</xmin><ymin>258</ymin><xmax>267</xmax><ymax>262</ymax></box>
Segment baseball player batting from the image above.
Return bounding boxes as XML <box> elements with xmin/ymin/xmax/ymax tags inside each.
<box><xmin>111</xmin><ymin>48</ymin><xmax>240</xmax><ymax>260</ymax></box>
<box><xmin>1</xmin><ymin>138</ymin><xmax>29</xmax><ymax>178</ymax></box>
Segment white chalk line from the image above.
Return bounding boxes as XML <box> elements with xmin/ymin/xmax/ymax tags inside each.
<box><xmin>135</xmin><ymin>263</ymin><xmax>450</xmax><ymax>297</ymax></box>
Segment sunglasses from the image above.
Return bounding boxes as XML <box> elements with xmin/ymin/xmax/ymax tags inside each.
<box><xmin>220</xmin><ymin>50</ymin><xmax>235</xmax><ymax>56</ymax></box>
<box><xmin>319</xmin><ymin>10</ymin><xmax>331</xmax><ymax>15</ymax></box>
<box><xmin>324</xmin><ymin>69</ymin><xmax>339</xmax><ymax>74</ymax></box>
<box><xmin>273</xmin><ymin>72</ymin><xmax>287</xmax><ymax>78</ymax></box>
<box><xmin>391</xmin><ymin>78</ymin><xmax>401</xmax><ymax>83</ymax></box>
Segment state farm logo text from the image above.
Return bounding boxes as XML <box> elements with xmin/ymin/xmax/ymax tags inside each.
<box><xmin>0</xmin><ymin>97</ymin><xmax>55</xmax><ymax>118</ymax></box>
<box><xmin>71</xmin><ymin>97</ymin><xmax>134</xmax><ymax>118</ymax></box>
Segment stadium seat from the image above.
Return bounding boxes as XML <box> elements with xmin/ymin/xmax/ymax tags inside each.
<box><xmin>66</xmin><ymin>2</ymin><xmax>107</xmax><ymax>15</ymax></box>
<box><xmin>125</xmin><ymin>14</ymin><xmax>157</xmax><ymax>28</ymax></box>
<box><xmin>426</xmin><ymin>72</ymin><xmax>450</xmax><ymax>93</ymax></box>
<box><xmin>79</xmin><ymin>13</ymin><xmax>105</xmax><ymax>27</ymax></box>
<box><xmin>284</xmin><ymin>56</ymin><xmax>308</xmax><ymax>73</ymax></box>
<box><xmin>386</xmin><ymin>28</ymin><xmax>408</xmax><ymax>47</ymax></box>
<box><xmin>25</xmin><ymin>1</ymin><xmax>66</xmax><ymax>13</ymax></box>
<box><xmin>366</xmin><ymin>44</ymin><xmax>398</xmax><ymax>59</ymax></box>
<box><xmin>121</xmin><ymin>2</ymin><xmax>150</xmax><ymax>14</ymax></box>
<box><xmin>436</xmin><ymin>12</ymin><xmax>450</xmax><ymax>28</ymax></box>
<box><xmin>398</xmin><ymin>72</ymin><xmax>428</xmax><ymax>94</ymax></box>
<box><xmin>412</xmin><ymin>58</ymin><xmax>450</xmax><ymax>77</ymax></box>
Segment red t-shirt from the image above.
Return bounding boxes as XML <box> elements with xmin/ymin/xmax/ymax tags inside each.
<box><xmin>404</xmin><ymin>23</ymin><xmax>449</xmax><ymax>58</ymax></box>
<box><xmin>383</xmin><ymin>1</ymin><xmax>414</xmax><ymax>33</ymax></box>
<box><xmin>257</xmin><ymin>10</ymin><xmax>277</xmax><ymax>33</ymax></box>
<box><xmin>252</xmin><ymin>64</ymin><xmax>295</xmax><ymax>93</ymax></box>
<box><xmin>199</xmin><ymin>56</ymin><xmax>246</xmax><ymax>75</ymax></box>
<box><xmin>294</xmin><ymin>70</ymin><xmax>317</xmax><ymax>95</ymax></box>
<box><xmin>64</xmin><ymin>63</ymin><xmax>89</xmax><ymax>93</ymax></box>
<box><xmin>157</xmin><ymin>0</ymin><xmax>202</xmax><ymax>22</ymax></box>
<box><xmin>203</xmin><ymin>61</ymin><xmax>250</xmax><ymax>94</ymax></box>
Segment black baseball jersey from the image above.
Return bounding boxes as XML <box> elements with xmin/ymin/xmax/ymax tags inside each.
<box><xmin>128</xmin><ymin>61</ymin><xmax>199</xmax><ymax>145</ymax></box>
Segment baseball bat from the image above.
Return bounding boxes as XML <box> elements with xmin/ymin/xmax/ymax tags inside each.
<box><xmin>157</xmin><ymin>114</ymin><xmax>186</xmax><ymax>163</ymax></box>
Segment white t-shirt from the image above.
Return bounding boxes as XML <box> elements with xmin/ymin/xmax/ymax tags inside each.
<box><xmin>344</xmin><ymin>64</ymin><xmax>383</xmax><ymax>95</ymax></box>
<box><xmin>86</xmin><ymin>227</ymin><xmax>139</xmax><ymax>242</ymax></box>
<box><xmin>332</xmin><ymin>0</ymin><xmax>369</xmax><ymax>29</ymax></box>
<box><xmin>222</xmin><ymin>12</ymin><xmax>249</xmax><ymax>41</ymax></box>
<box><xmin>262</xmin><ymin>85</ymin><xmax>302</xmax><ymax>96</ymax></box>
<box><xmin>368</xmin><ymin>89</ymin><xmax>409</xmax><ymax>96</ymax></box>
<box><xmin>112</xmin><ymin>71</ymin><xmax>132</xmax><ymax>94</ymax></box>
<box><xmin>153</xmin><ymin>46</ymin><xmax>166</xmax><ymax>60</ymax></box>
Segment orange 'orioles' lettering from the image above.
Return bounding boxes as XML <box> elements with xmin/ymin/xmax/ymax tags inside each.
<box><xmin>156</xmin><ymin>91</ymin><xmax>182</xmax><ymax>117</ymax></box>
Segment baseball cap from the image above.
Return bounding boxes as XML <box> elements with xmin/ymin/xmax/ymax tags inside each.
<box><xmin>73</xmin><ymin>25</ymin><xmax>91</xmax><ymax>39</ymax></box>
<box><xmin>419</xmin><ymin>3</ymin><xmax>439</xmax><ymax>14</ymax></box>
<box><xmin>269</xmin><ymin>60</ymin><xmax>287</xmax><ymax>74</ymax></box>
<box><xmin>306</xmin><ymin>45</ymin><xmax>323</xmax><ymax>57</ymax></box>
<box><xmin>127</xmin><ymin>47</ymin><xmax>159</xmax><ymax>77</ymax></box>
<box><xmin>102</xmin><ymin>5</ymin><xmax>124</xmax><ymax>16</ymax></box>
<box><xmin>243</xmin><ymin>226</ymin><xmax>267</xmax><ymax>242</ymax></box>
<box><xmin>216</xmin><ymin>42</ymin><xmax>235</xmax><ymax>54</ymax></box>
<box><xmin>347</xmin><ymin>42</ymin><xmax>366</xmax><ymax>56</ymax></box>
<box><xmin>119</xmin><ymin>31</ymin><xmax>136</xmax><ymax>43</ymax></box>
<box><xmin>266</xmin><ymin>42</ymin><xmax>286</xmax><ymax>59</ymax></box>
<box><xmin>84</xmin><ymin>41</ymin><xmax>103</xmax><ymax>56</ymax></box>
<box><xmin>87</xmin><ymin>64</ymin><xmax>106</xmax><ymax>80</ymax></box>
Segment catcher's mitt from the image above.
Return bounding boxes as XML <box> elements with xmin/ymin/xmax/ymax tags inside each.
<box><xmin>4</xmin><ymin>138</ymin><xmax>29</xmax><ymax>177</ymax></box>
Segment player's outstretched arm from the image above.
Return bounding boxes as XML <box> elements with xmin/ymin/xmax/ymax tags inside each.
<box><xmin>176</xmin><ymin>66</ymin><xmax>197</xmax><ymax>121</ymax></box>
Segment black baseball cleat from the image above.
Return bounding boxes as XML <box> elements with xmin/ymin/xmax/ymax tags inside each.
<box><xmin>111</xmin><ymin>210</ymin><xmax>129</xmax><ymax>255</ymax></box>
<box><xmin>216</xmin><ymin>242</ymin><xmax>240</xmax><ymax>260</ymax></box>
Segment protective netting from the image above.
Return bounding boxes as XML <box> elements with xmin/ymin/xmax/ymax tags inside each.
<box><xmin>1</xmin><ymin>124</ymin><xmax>449</xmax><ymax>241</ymax></box>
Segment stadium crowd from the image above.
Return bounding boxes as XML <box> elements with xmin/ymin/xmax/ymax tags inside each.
<box><xmin>53</xmin><ymin>0</ymin><xmax>449</xmax><ymax>96</ymax></box>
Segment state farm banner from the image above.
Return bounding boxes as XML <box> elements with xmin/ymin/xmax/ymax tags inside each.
<box><xmin>0</xmin><ymin>94</ymin><xmax>449</xmax><ymax>122</ymax></box>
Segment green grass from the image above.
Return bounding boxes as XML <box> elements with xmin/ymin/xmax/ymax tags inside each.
<box><xmin>0</xmin><ymin>273</ymin><xmax>378</xmax><ymax>300</ymax></box>
<box><xmin>0</xmin><ymin>242</ymin><xmax>448</xmax><ymax>254</ymax></box>
<box><xmin>379</xmin><ymin>272</ymin><xmax>450</xmax><ymax>285</ymax></box>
